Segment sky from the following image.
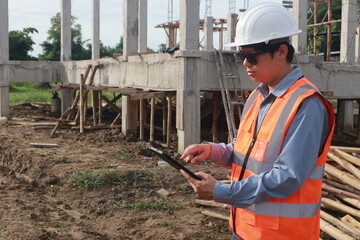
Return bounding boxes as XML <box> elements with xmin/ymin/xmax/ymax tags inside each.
<box><xmin>8</xmin><ymin>0</ymin><xmax>282</xmax><ymax>57</ymax></box>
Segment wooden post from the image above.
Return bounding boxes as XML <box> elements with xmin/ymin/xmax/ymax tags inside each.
<box><xmin>326</xmin><ymin>0</ymin><xmax>332</xmax><ymax>61</ymax></box>
<box><xmin>80</xmin><ymin>74</ymin><xmax>85</xmax><ymax>134</ymax></box>
<box><xmin>162</xmin><ymin>96</ymin><xmax>167</xmax><ymax>142</ymax></box>
<box><xmin>150</xmin><ymin>98</ymin><xmax>155</xmax><ymax>142</ymax></box>
<box><xmin>92</xmin><ymin>90</ymin><xmax>99</xmax><ymax>126</ymax></box>
<box><xmin>98</xmin><ymin>90</ymin><xmax>102</xmax><ymax>124</ymax></box>
<box><xmin>140</xmin><ymin>99</ymin><xmax>145</xmax><ymax>141</ymax></box>
<box><xmin>167</xmin><ymin>95</ymin><xmax>172</xmax><ymax>147</ymax></box>
<box><xmin>313</xmin><ymin>1</ymin><xmax>318</xmax><ymax>55</ymax></box>
<box><xmin>357</xmin><ymin>100</ymin><xmax>360</xmax><ymax>142</ymax></box>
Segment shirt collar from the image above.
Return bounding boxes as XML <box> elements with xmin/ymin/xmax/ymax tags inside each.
<box><xmin>258</xmin><ymin>66</ymin><xmax>303</xmax><ymax>98</ymax></box>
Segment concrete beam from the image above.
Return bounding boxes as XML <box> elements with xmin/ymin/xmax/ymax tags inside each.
<box><xmin>92</xmin><ymin>0</ymin><xmax>100</xmax><ymax>60</ymax></box>
<box><xmin>138</xmin><ymin>0</ymin><xmax>147</xmax><ymax>53</ymax></box>
<box><xmin>0</xmin><ymin>0</ymin><xmax>9</xmax><ymax>61</ymax></box>
<box><xmin>180</xmin><ymin>0</ymin><xmax>200</xmax><ymax>51</ymax></box>
<box><xmin>340</xmin><ymin>0</ymin><xmax>357</xmax><ymax>63</ymax></box>
<box><xmin>61</xmin><ymin>0</ymin><xmax>71</xmax><ymax>61</ymax></box>
<box><xmin>204</xmin><ymin>16</ymin><xmax>213</xmax><ymax>51</ymax></box>
<box><xmin>123</xmin><ymin>0</ymin><xmax>139</xmax><ymax>56</ymax></box>
<box><xmin>292</xmin><ymin>0</ymin><xmax>308</xmax><ymax>54</ymax></box>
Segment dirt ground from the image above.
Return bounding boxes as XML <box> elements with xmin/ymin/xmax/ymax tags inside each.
<box><xmin>0</xmin><ymin>103</ymin><xmax>232</xmax><ymax>240</ymax></box>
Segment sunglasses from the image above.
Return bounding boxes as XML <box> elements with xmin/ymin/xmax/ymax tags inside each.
<box><xmin>238</xmin><ymin>50</ymin><xmax>272</xmax><ymax>65</ymax></box>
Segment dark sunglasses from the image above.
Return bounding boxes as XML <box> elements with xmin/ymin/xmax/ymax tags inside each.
<box><xmin>238</xmin><ymin>50</ymin><xmax>272</xmax><ymax>65</ymax></box>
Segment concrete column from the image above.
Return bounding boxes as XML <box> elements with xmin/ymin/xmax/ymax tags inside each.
<box><xmin>92</xmin><ymin>0</ymin><xmax>100</xmax><ymax>60</ymax></box>
<box><xmin>61</xmin><ymin>89</ymin><xmax>73</xmax><ymax>113</ymax></box>
<box><xmin>292</xmin><ymin>0</ymin><xmax>307</xmax><ymax>54</ymax></box>
<box><xmin>138</xmin><ymin>0</ymin><xmax>147</xmax><ymax>53</ymax></box>
<box><xmin>180</xmin><ymin>0</ymin><xmax>200</xmax><ymax>51</ymax></box>
<box><xmin>121</xmin><ymin>96</ymin><xmax>139</xmax><ymax>136</ymax></box>
<box><xmin>226</xmin><ymin>13</ymin><xmax>237</xmax><ymax>50</ymax></box>
<box><xmin>123</xmin><ymin>0</ymin><xmax>139</xmax><ymax>56</ymax></box>
<box><xmin>61</xmin><ymin>0</ymin><xmax>71</xmax><ymax>61</ymax></box>
<box><xmin>0</xmin><ymin>0</ymin><xmax>9</xmax><ymax>118</ymax></box>
<box><xmin>0</xmin><ymin>0</ymin><xmax>9</xmax><ymax>61</ymax></box>
<box><xmin>176</xmin><ymin>58</ymin><xmax>201</xmax><ymax>153</ymax></box>
<box><xmin>204</xmin><ymin>16</ymin><xmax>213</xmax><ymax>51</ymax></box>
<box><xmin>340</xmin><ymin>0</ymin><xmax>357</xmax><ymax>63</ymax></box>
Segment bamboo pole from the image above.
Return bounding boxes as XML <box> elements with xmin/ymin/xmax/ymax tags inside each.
<box><xmin>194</xmin><ymin>199</ymin><xmax>230</xmax><ymax>209</ymax></box>
<box><xmin>320</xmin><ymin>218</ymin><xmax>355</xmax><ymax>240</ymax></box>
<box><xmin>335</xmin><ymin>194</ymin><xmax>360</xmax><ymax>209</ymax></box>
<box><xmin>320</xmin><ymin>210</ymin><xmax>360</xmax><ymax>239</ymax></box>
<box><xmin>150</xmin><ymin>98</ymin><xmax>155</xmax><ymax>142</ymax></box>
<box><xmin>328</xmin><ymin>152</ymin><xmax>360</xmax><ymax>179</ymax></box>
<box><xmin>325</xmin><ymin>163</ymin><xmax>360</xmax><ymax>191</ymax></box>
<box><xmin>166</xmin><ymin>96</ymin><xmax>172</xmax><ymax>147</ymax></box>
<box><xmin>330</xmin><ymin>146</ymin><xmax>360</xmax><ymax>154</ymax></box>
<box><xmin>322</xmin><ymin>183</ymin><xmax>360</xmax><ymax>200</ymax></box>
<box><xmin>79</xmin><ymin>74</ymin><xmax>85</xmax><ymax>134</ymax></box>
<box><xmin>201</xmin><ymin>210</ymin><xmax>228</xmax><ymax>221</ymax></box>
<box><xmin>341</xmin><ymin>215</ymin><xmax>360</xmax><ymax>235</ymax></box>
<box><xmin>323</xmin><ymin>178</ymin><xmax>360</xmax><ymax>196</ymax></box>
<box><xmin>162</xmin><ymin>96</ymin><xmax>167</xmax><ymax>142</ymax></box>
<box><xmin>322</xmin><ymin>197</ymin><xmax>360</xmax><ymax>218</ymax></box>
<box><xmin>140</xmin><ymin>99</ymin><xmax>145</xmax><ymax>141</ymax></box>
<box><xmin>333</xmin><ymin>148</ymin><xmax>360</xmax><ymax>168</ymax></box>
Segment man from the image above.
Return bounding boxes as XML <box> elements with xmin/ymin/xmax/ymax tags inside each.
<box><xmin>180</xmin><ymin>3</ymin><xmax>335</xmax><ymax>240</ymax></box>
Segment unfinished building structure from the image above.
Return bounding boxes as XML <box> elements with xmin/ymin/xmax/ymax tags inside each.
<box><xmin>0</xmin><ymin>0</ymin><xmax>360</xmax><ymax>152</ymax></box>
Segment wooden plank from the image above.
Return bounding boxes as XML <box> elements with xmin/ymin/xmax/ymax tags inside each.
<box><xmin>167</xmin><ymin>96</ymin><xmax>172</xmax><ymax>147</ymax></box>
<box><xmin>130</xmin><ymin>91</ymin><xmax>166</xmax><ymax>100</ymax></box>
<box><xmin>150</xmin><ymin>98</ymin><xmax>155</xmax><ymax>142</ymax></box>
<box><xmin>86</xmin><ymin>85</ymin><xmax>110</xmax><ymax>91</ymax></box>
<box><xmin>140</xmin><ymin>99</ymin><xmax>145</xmax><ymax>141</ymax></box>
<box><xmin>80</xmin><ymin>74</ymin><xmax>85</xmax><ymax>134</ymax></box>
<box><xmin>331</xmin><ymin>146</ymin><xmax>360</xmax><ymax>154</ymax></box>
<box><xmin>102</xmin><ymin>95</ymin><xmax>122</xmax><ymax>113</ymax></box>
<box><xmin>108</xmin><ymin>87</ymin><xmax>140</xmax><ymax>94</ymax></box>
<box><xmin>30</xmin><ymin>143</ymin><xmax>59</xmax><ymax>148</ymax></box>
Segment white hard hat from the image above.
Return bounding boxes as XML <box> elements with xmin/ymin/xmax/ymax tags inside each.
<box><xmin>226</xmin><ymin>2</ymin><xmax>302</xmax><ymax>47</ymax></box>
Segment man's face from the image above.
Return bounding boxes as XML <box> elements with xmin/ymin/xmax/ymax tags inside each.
<box><xmin>240</xmin><ymin>46</ymin><xmax>283</xmax><ymax>88</ymax></box>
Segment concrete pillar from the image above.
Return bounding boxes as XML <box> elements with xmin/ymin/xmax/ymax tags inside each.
<box><xmin>61</xmin><ymin>0</ymin><xmax>72</xmax><ymax>114</ymax></box>
<box><xmin>61</xmin><ymin>0</ymin><xmax>71</xmax><ymax>61</ymax></box>
<box><xmin>0</xmin><ymin>0</ymin><xmax>9</xmax><ymax>118</ymax></box>
<box><xmin>61</xmin><ymin>89</ymin><xmax>73</xmax><ymax>113</ymax></box>
<box><xmin>176</xmin><ymin>58</ymin><xmax>201</xmax><ymax>153</ymax></box>
<box><xmin>138</xmin><ymin>0</ymin><xmax>147</xmax><ymax>53</ymax></box>
<box><xmin>204</xmin><ymin>16</ymin><xmax>213</xmax><ymax>51</ymax></box>
<box><xmin>226</xmin><ymin>13</ymin><xmax>237</xmax><ymax>51</ymax></box>
<box><xmin>92</xmin><ymin>0</ymin><xmax>100</xmax><ymax>60</ymax></box>
<box><xmin>344</xmin><ymin>101</ymin><xmax>354</xmax><ymax>130</ymax></box>
<box><xmin>292</xmin><ymin>0</ymin><xmax>307</xmax><ymax>54</ymax></box>
<box><xmin>0</xmin><ymin>0</ymin><xmax>9</xmax><ymax>61</ymax></box>
<box><xmin>121</xmin><ymin>97</ymin><xmax>139</xmax><ymax>136</ymax></box>
<box><xmin>123</xmin><ymin>0</ymin><xmax>139</xmax><ymax>56</ymax></box>
<box><xmin>180</xmin><ymin>0</ymin><xmax>200</xmax><ymax>51</ymax></box>
<box><xmin>340</xmin><ymin>0</ymin><xmax>357</xmax><ymax>63</ymax></box>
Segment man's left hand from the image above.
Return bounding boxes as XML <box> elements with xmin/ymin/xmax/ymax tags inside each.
<box><xmin>180</xmin><ymin>170</ymin><xmax>217</xmax><ymax>200</ymax></box>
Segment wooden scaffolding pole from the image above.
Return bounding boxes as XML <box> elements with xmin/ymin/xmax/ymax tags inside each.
<box><xmin>326</xmin><ymin>0</ymin><xmax>332</xmax><ymax>61</ymax></box>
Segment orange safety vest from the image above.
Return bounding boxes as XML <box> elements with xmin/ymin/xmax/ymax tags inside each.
<box><xmin>230</xmin><ymin>77</ymin><xmax>335</xmax><ymax>240</ymax></box>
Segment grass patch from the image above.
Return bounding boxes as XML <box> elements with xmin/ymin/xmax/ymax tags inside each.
<box><xmin>131</xmin><ymin>198</ymin><xmax>181</xmax><ymax>212</ymax></box>
<box><xmin>71</xmin><ymin>170</ymin><xmax>127</xmax><ymax>190</ymax></box>
<box><xmin>9</xmin><ymin>82</ymin><xmax>53</xmax><ymax>104</ymax></box>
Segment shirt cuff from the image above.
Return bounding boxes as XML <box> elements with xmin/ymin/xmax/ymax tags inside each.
<box><xmin>213</xmin><ymin>181</ymin><xmax>232</xmax><ymax>203</ymax></box>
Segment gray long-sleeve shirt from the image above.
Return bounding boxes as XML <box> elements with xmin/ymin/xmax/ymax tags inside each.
<box><xmin>210</xmin><ymin>67</ymin><xmax>330</xmax><ymax>208</ymax></box>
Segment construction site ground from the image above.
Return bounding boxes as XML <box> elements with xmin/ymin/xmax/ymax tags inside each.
<box><xmin>0</xmin><ymin>103</ymin><xmax>232</xmax><ymax>240</ymax></box>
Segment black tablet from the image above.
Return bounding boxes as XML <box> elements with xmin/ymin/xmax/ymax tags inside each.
<box><xmin>147</xmin><ymin>145</ymin><xmax>202</xmax><ymax>181</ymax></box>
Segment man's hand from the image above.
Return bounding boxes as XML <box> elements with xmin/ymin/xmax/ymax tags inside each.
<box><xmin>180</xmin><ymin>144</ymin><xmax>211</xmax><ymax>165</ymax></box>
<box><xmin>180</xmin><ymin>170</ymin><xmax>216</xmax><ymax>200</ymax></box>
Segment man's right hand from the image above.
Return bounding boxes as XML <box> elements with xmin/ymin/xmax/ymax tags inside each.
<box><xmin>180</xmin><ymin>144</ymin><xmax>211</xmax><ymax>165</ymax></box>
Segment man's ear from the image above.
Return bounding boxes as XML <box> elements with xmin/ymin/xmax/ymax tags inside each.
<box><xmin>277</xmin><ymin>44</ymin><xmax>289</xmax><ymax>61</ymax></box>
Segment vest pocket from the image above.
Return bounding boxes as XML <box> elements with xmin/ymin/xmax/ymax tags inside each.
<box><xmin>240</xmin><ymin>204</ymin><xmax>280</xmax><ymax>230</ymax></box>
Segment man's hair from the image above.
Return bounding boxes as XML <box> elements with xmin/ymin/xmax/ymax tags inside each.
<box><xmin>242</xmin><ymin>38</ymin><xmax>295</xmax><ymax>63</ymax></box>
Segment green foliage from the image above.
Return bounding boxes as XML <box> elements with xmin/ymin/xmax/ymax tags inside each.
<box><xmin>157</xmin><ymin>43</ymin><xmax>167</xmax><ymax>53</ymax></box>
<box><xmin>131</xmin><ymin>198</ymin><xmax>180</xmax><ymax>212</ymax></box>
<box><xmin>9</xmin><ymin>82</ymin><xmax>52</xmax><ymax>104</ymax></box>
<box><xmin>9</xmin><ymin>27</ymin><xmax>38</xmax><ymax>60</ymax></box>
<box><xmin>38</xmin><ymin>13</ymin><xmax>91</xmax><ymax>61</ymax></box>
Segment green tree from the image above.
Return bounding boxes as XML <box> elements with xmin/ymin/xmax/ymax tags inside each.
<box><xmin>38</xmin><ymin>13</ymin><xmax>91</xmax><ymax>61</ymax></box>
<box><xmin>9</xmin><ymin>27</ymin><xmax>38</xmax><ymax>60</ymax></box>
<box><xmin>157</xmin><ymin>43</ymin><xmax>167</xmax><ymax>52</ymax></box>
